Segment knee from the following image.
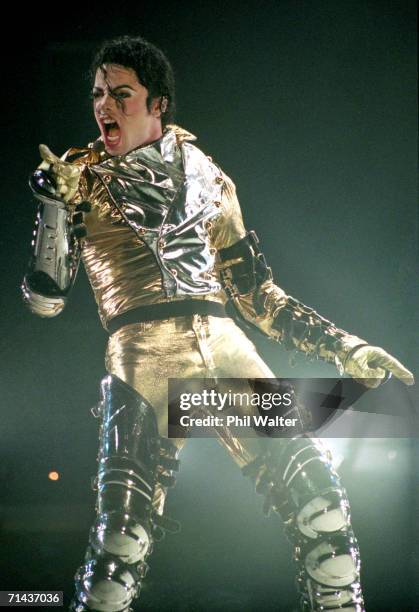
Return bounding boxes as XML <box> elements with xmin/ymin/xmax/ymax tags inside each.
<box><xmin>296</xmin><ymin>490</ymin><xmax>350</xmax><ymax>539</ymax></box>
<box><xmin>73</xmin><ymin>547</ymin><xmax>147</xmax><ymax>612</ymax></box>
<box><xmin>91</xmin><ymin>511</ymin><xmax>153</xmax><ymax>564</ymax></box>
<box><xmin>303</xmin><ymin>531</ymin><xmax>360</xmax><ymax>587</ymax></box>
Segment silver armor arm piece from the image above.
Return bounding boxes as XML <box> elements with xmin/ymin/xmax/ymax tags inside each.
<box><xmin>21</xmin><ymin>169</ymin><xmax>81</xmax><ymax>317</ymax></box>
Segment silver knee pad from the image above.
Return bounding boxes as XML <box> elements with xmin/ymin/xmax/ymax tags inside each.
<box><xmin>92</xmin><ymin>375</ymin><xmax>160</xmax><ymax>564</ymax></box>
<box><xmin>73</xmin><ymin>548</ymin><xmax>146</xmax><ymax>612</ymax></box>
<box><xmin>242</xmin><ymin>437</ymin><xmax>364</xmax><ymax>611</ymax></box>
<box><xmin>73</xmin><ymin>375</ymin><xmax>168</xmax><ymax>612</ymax></box>
<box><xmin>296</xmin><ymin>490</ymin><xmax>349</xmax><ymax>540</ymax></box>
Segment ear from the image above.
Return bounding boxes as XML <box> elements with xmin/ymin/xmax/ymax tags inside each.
<box><xmin>150</xmin><ymin>97</ymin><xmax>162</xmax><ymax>118</ymax></box>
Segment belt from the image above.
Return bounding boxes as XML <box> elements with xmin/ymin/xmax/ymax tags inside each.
<box><xmin>107</xmin><ymin>299</ymin><xmax>227</xmax><ymax>335</ymax></box>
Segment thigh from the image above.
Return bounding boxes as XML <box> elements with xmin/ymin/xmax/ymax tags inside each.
<box><xmin>208</xmin><ymin>316</ymin><xmax>276</xmax><ymax>379</ymax></box>
<box><xmin>105</xmin><ymin>318</ymin><xmax>207</xmax><ymax>447</ymax></box>
<box><xmin>204</xmin><ymin>317</ymin><xmax>321</xmax><ymax>471</ymax></box>
<box><xmin>204</xmin><ymin>316</ymin><xmax>282</xmax><ymax>465</ymax></box>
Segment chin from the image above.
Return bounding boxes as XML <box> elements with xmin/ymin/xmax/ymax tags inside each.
<box><xmin>105</xmin><ymin>144</ymin><xmax>126</xmax><ymax>157</ymax></box>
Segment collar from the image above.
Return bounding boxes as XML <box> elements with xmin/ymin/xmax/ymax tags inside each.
<box><xmin>65</xmin><ymin>125</ymin><xmax>197</xmax><ymax>166</ymax></box>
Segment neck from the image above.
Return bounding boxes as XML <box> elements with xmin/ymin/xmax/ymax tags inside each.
<box><xmin>140</xmin><ymin>123</ymin><xmax>163</xmax><ymax>147</ymax></box>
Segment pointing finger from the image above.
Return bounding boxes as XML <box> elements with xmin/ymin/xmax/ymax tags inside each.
<box><xmin>39</xmin><ymin>144</ymin><xmax>61</xmax><ymax>165</ymax></box>
<box><xmin>370</xmin><ymin>352</ymin><xmax>415</xmax><ymax>386</ymax></box>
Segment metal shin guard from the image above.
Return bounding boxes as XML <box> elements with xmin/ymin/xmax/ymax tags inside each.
<box><xmin>72</xmin><ymin>375</ymin><xmax>180</xmax><ymax>612</ymax></box>
<box><xmin>242</xmin><ymin>438</ymin><xmax>364</xmax><ymax>611</ymax></box>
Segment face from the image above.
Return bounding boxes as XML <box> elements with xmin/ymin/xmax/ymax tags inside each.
<box><xmin>92</xmin><ymin>64</ymin><xmax>163</xmax><ymax>156</ymax></box>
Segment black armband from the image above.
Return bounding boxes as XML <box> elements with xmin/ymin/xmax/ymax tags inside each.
<box><xmin>218</xmin><ymin>231</ymin><xmax>272</xmax><ymax>299</ymax></box>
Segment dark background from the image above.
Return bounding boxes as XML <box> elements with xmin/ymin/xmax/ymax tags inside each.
<box><xmin>1</xmin><ymin>1</ymin><xmax>418</xmax><ymax>610</ymax></box>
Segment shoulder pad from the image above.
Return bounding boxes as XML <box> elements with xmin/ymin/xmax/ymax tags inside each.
<box><xmin>166</xmin><ymin>124</ymin><xmax>197</xmax><ymax>144</ymax></box>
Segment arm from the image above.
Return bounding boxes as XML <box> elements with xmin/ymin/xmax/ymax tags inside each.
<box><xmin>21</xmin><ymin>145</ymin><xmax>85</xmax><ymax>317</ymax></box>
<box><xmin>212</xmin><ymin>174</ymin><xmax>414</xmax><ymax>388</ymax></box>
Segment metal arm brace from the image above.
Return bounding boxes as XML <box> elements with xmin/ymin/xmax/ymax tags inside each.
<box><xmin>21</xmin><ymin>169</ymin><xmax>81</xmax><ymax>317</ymax></box>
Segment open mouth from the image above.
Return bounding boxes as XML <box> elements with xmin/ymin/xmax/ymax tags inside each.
<box><xmin>102</xmin><ymin>119</ymin><xmax>121</xmax><ymax>147</ymax></box>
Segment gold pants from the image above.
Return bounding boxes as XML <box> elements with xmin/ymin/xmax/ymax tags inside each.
<box><xmin>105</xmin><ymin>313</ymin><xmax>278</xmax><ymax>470</ymax></box>
<box><xmin>95</xmin><ymin>315</ymin><xmax>363</xmax><ymax>611</ymax></box>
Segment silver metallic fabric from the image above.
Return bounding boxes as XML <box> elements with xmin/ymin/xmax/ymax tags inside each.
<box><xmin>74</xmin><ymin>375</ymin><xmax>161</xmax><ymax>612</ymax></box>
<box><xmin>90</xmin><ymin>129</ymin><xmax>223</xmax><ymax>299</ymax></box>
<box><xmin>62</xmin><ymin>126</ymin><xmax>227</xmax><ymax>329</ymax></box>
<box><xmin>242</xmin><ymin>438</ymin><xmax>364</xmax><ymax>611</ymax></box>
<box><xmin>22</xmin><ymin>200</ymin><xmax>80</xmax><ymax>317</ymax></box>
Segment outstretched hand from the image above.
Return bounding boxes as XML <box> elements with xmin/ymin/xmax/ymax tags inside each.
<box><xmin>38</xmin><ymin>144</ymin><xmax>81</xmax><ymax>203</ymax></box>
<box><xmin>344</xmin><ymin>345</ymin><xmax>415</xmax><ymax>389</ymax></box>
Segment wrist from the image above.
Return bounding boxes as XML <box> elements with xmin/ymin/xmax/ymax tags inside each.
<box><xmin>334</xmin><ymin>338</ymin><xmax>369</xmax><ymax>376</ymax></box>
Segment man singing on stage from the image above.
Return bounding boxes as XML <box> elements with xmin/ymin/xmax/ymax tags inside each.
<box><xmin>22</xmin><ymin>35</ymin><xmax>413</xmax><ymax>611</ymax></box>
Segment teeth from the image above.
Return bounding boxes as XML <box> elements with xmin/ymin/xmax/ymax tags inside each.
<box><xmin>99</xmin><ymin>117</ymin><xmax>117</xmax><ymax>125</ymax></box>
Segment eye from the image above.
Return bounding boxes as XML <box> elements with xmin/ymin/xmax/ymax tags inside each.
<box><xmin>90</xmin><ymin>91</ymin><xmax>102</xmax><ymax>100</ymax></box>
<box><xmin>113</xmin><ymin>91</ymin><xmax>131</xmax><ymax>100</ymax></box>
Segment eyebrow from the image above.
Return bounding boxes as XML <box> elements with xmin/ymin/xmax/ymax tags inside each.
<box><xmin>92</xmin><ymin>84</ymin><xmax>136</xmax><ymax>92</ymax></box>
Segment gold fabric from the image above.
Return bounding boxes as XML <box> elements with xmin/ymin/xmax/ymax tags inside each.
<box><xmin>68</xmin><ymin>128</ymin><xmax>228</xmax><ymax>329</ymax></box>
<box><xmin>105</xmin><ymin>313</ymin><xmax>279</xmax><ymax>515</ymax></box>
<box><xmin>343</xmin><ymin>344</ymin><xmax>414</xmax><ymax>388</ymax></box>
<box><xmin>105</xmin><ymin>313</ymin><xmax>276</xmax><ymax>464</ymax></box>
<box><xmin>79</xmin><ymin>173</ymin><xmax>169</xmax><ymax>329</ymax></box>
<box><xmin>38</xmin><ymin>144</ymin><xmax>82</xmax><ymax>202</ymax></box>
<box><xmin>230</xmin><ymin>282</ymin><xmax>366</xmax><ymax>365</ymax></box>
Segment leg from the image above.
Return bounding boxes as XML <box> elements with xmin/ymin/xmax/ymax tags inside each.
<box><xmin>241</xmin><ymin>437</ymin><xmax>364</xmax><ymax>611</ymax></box>
<box><xmin>199</xmin><ymin>317</ymin><xmax>364</xmax><ymax>610</ymax></box>
<box><xmin>71</xmin><ymin>374</ymin><xmax>180</xmax><ymax>612</ymax></box>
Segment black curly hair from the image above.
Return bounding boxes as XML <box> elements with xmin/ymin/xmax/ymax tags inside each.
<box><xmin>90</xmin><ymin>35</ymin><xmax>175</xmax><ymax>127</ymax></box>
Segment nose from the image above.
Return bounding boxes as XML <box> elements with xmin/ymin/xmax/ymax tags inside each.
<box><xmin>97</xmin><ymin>91</ymin><xmax>116</xmax><ymax>115</ymax></box>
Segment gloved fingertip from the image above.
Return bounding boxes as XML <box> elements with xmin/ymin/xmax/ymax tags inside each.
<box><xmin>39</xmin><ymin>143</ymin><xmax>50</xmax><ymax>156</ymax></box>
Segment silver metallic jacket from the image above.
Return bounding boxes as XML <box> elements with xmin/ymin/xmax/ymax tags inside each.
<box><xmin>89</xmin><ymin>128</ymin><xmax>224</xmax><ymax>299</ymax></box>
